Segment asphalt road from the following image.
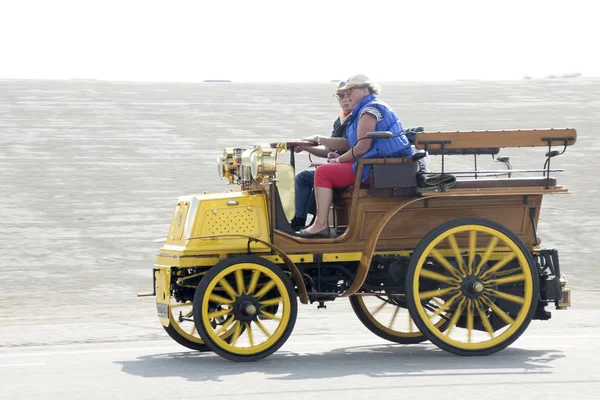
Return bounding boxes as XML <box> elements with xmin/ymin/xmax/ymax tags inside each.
<box><xmin>1</xmin><ymin>306</ymin><xmax>599</xmax><ymax>400</ymax></box>
<box><xmin>1</xmin><ymin>78</ymin><xmax>599</xmax><ymax>399</ymax></box>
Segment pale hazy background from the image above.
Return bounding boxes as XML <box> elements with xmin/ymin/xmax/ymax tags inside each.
<box><xmin>1</xmin><ymin>0</ymin><xmax>598</xmax><ymax>333</ymax></box>
<box><xmin>1</xmin><ymin>78</ymin><xmax>598</xmax><ymax>335</ymax></box>
<box><xmin>0</xmin><ymin>0</ymin><xmax>598</xmax><ymax>82</ymax></box>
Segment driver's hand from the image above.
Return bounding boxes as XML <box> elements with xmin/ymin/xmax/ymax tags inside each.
<box><xmin>302</xmin><ymin>136</ymin><xmax>318</xmax><ymax>145</ymax></box>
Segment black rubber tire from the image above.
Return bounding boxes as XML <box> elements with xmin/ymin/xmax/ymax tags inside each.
<box><xmin>406</xmin><ymin>217</ymin><xmax>539</xmax><ymax>356</ymax></box>
<box><xmin>349</xmin><ymin>295</ymin><xmax>430</xmax><ymax>344</ymax></box>
<box><xmin>193</xmin><ymin>255</ymin><xmax>297</xmax><ymax>362</ymax></box>
<box><xmin>163</xmin><ymin>317</ymin><xmax>243</xmax><ymax>352</ymax></box>
<box><xmin>163</xmin><ymin>323</ymin><xmax>211</xmax><ymax>352</ymax></box>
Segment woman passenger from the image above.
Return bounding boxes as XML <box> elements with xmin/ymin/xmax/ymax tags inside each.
<box><xmin>296</xmin><ymin>74</ymin><xmax>414</xmax><ymax>238</ymax></box>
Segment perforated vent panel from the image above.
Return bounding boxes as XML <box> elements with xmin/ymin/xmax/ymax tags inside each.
<box><xmin>200</xmin><ymin>207</ymin><xmax>260</xmax><ymax>236</ymax></box>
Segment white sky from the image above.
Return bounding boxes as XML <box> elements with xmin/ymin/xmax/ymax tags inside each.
<box><xmin>0</xmin><ymin>0</ymin><xmax>598</xmax><ymax>82</ymax></box>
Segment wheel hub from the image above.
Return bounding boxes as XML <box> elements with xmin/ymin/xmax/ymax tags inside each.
<box><xmin>233</xmin><ymin>295</ymin><xmax>261</xmax><ymax>322</ymax></box>
<box><xmin>243</xmin><ymin>302</ymin><xmax>257</xmax><ymax>316</ymax></box>
<box><xmin>461</xmin><ymin>275</ymin><xmax>485</xmax><ymax>298</ymax></box>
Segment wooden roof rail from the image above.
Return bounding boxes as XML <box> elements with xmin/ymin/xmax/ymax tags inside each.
<box><xmin>414</xmin><ymin>128</ymin><xmax>577</xmax><ymax>150</ymax></box>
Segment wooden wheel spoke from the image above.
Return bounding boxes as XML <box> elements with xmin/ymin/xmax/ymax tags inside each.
<box><xmin>474</xmin><ymin>236</ymin><xmax>499</xmax><ymax>276</ymax></box>
<box><xmin>468</xmin><ymin>230</ymin><xmax>477</xmax><ymax>275</ymax></box>
<box><xmin>488</xmin><ymin>289</ymin><xmax>525</xmax><ymax>305</ymax></box>
<box><xmin>430</xmin><ymin>249</ymin><xmax>462</xmax><ymax>280</ymax></box>
<box><xmin>235</xmin><ymin>269</ymin><xmax>245</xmax><ymax>295</ymax></box>
<box><xmin>480</xmin><ymin>252</ymin><xmax>517</xmax><ymax>279</ymax></box>
<box><xmin>219</xmin><ymin>278</ymin><xmax>238</xmax><ymax>300</ymax></box>
<box><xmin>208</xmin><ymin>293</ymin><xmax>234</xmax><ymax>305</ymax></box>
<box><xmin>189</xmin><ymin>324</ymin><xmax>197</xmax><ymax>336</ymax></box>
<box><xmin>254</xmin><ymin>279</ymin><xmax>277</xmax><ymax>299</ymax></box>
<box><xmin>229</xmin><ymin>321</ymin><xmax>243</xmax><ymax>345</ymax></box>
<box><xmin>371</xmin><ymin>301</ymin><xmax>387</xmax><ymax>316</ymax></box>
<box><xmin>260</xmin><ymin>310</ymin><xmax>281</xmax><ymax>321</ymax></box>
<box><xmin>431</xmin><ymin>292</ymin><xmax>461</xmax><ymax>318</ymax></box>
<box><xmin>466</xmin><ymin>300</ymin><xmax>474</xmax><ymax>343</ymax></box>
<box><xmin>481</xmin><ymin>298</ymin><xmax>515</xmax><ymax>325</ymax></box>
<box><xmin>208</xmin><ymin>307</ymin><xmax>232</xmax><ymax>320</ymax></box>
<box><xmin>420</xmin><ymin>268</ymin><xmax>458</xmax><ymax>284</ymax></box>
<box><xmin>408</xmin><ymin>312</ymin><xmax>414</xmax><ymax>332</ymax></box>
<box><xmin>254</xmin><ymin>319</ymin><xmax>271</xmax><ymax>337</ymax></box>
<box><xmin>246</xmin><ymin>323</ymin><xmax>254</xmax><ymax>347</ymax></box>
<box><xmin>247</xmin><ymin>270</ymin><xmax>261</xmax><ymax>295</ymax></box>
<box><xmin>447</xmin><ymin>234</ymin><xmax>467</xmax><ymax>276</ymax></box>
<box><xmin>475</xmin><ymin>300</ymin><xmax>495</xmax><ymax>338</ymax></box>
<box><xmin>215</xmin><ymin>315</ymin><xmax>235</xmax><ymax>335</ymax></box>
<box><xmin>494</xmin><ymin>267</ymin><xmax>523</xmax><ymax>277</ymax></box>
<box><xmin>487</xmin><ymin>273</ymin><xmax>526</xmax><ymax>286</ymax></box>
<box><xmin>446</xmin><ymin>298</ymin><xmax>466</xmax><ymax>336</ymax></box>
<box><xmin>418</xmin><ymin>285</ymin><xmax>459</xmax><ymax>301</ymax></box>
<box><xmin>184</xmin><ymin>309</ymin><xmax>194</xmax><ymax>318</ymax></box>
<box><xmin>259</xmin><ymin>297</ymin><xmax>282</xmax><ymax>307</ymax></box>
<box><xmin>388</xmin><ymin>306</ymin><xmax>400</xmax><ymax>329</ymax></box>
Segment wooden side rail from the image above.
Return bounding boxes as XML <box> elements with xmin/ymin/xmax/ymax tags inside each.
<box><xmin>427</xmin><ymin>147</ymin><xmax>499</xmax><ymax>156</ymax></box>
<box><xmin>414</xmin><ymin>128</ymin><xmax>577</xmax><ymax>151</ymax></box>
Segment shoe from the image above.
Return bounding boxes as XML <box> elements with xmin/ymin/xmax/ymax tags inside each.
<box><xmin>291</xmin><ymin>216</ymin><xmax>306</xmax><ymax>230</ymax></box>
<box><xmin>296</xmin><ymin>227</ymin><xmax>330</xmax><ymax>238</ymax></box>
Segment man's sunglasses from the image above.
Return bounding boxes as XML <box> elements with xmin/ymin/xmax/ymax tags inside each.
<box><xmin>334</xmin><ymin>86</ymin><xmax>364</xmax><ymax>100</ymax></box>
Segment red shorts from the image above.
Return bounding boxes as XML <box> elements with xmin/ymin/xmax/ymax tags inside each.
<box><xmin>314</xmin><ymin>162</ymin><xmax>356</xmax><ymax>189</ymax></box>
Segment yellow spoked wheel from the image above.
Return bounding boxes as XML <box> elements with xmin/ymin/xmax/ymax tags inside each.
<box><xmin>349</xmin><ymin>294</ymin><xmax>447</xmax><ymax>344</ymax></box>
<box><xmin>406</xmin><ymin>218</ymin><xmax>539</xmax><ymax>356</ymax></box>
<box><xmin>163</xmin><ymin>299</ymin><xmax>211</xmax><ymax>352</ymax></box>
<box><xmin>163</xmin><ymin>297</ymin><xmax>238</xmax><ymax>352</ymax></box>
<box><xmin>194</xmin><ymin>255</ymin><xmax>297</xmax><ymax>362</ymax></box>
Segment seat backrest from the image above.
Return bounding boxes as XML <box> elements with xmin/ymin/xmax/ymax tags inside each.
<box><xmin>351</xmin><ymin>158</ymin><xmax>417</xmax><ymax>197</ymax></box>
<box><xmin>371</xmin><ymin>162</ymin><xmax>417</xmax><ymax>189</ymax></box>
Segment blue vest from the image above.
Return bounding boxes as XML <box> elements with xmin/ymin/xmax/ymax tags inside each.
<box><xmin>346</xmin><ymin>94</ymin><xmax>414</xmax><ymax>182</ymax></box>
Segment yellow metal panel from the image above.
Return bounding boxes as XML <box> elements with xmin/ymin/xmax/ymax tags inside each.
<box><xmin>158</xmin><ymin>190</ymin><xmax>271</xmax><ymax>259</ymax></box>
<box><xmin>167</xmin><ymin>200</ymin><xmax>190</xmax><ymax>241</ymax></box>
<box><xmin>156</xmin><ymin>254</ymin><xmax>221</xmax><ymax>268</ymax></box>
<box><xmin>155</xmin><ymin>267</ymin><xmax>171</xmax><ymax>327</ymax></box>
<box><xmin>199</xmin><ymin>206</ymin><xmax>261</xmax><ymax>236</ymax></box>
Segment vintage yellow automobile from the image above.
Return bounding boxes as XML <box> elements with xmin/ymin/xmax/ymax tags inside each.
<box><xmin>143</xmin><ymin>128</ymin><xmax>575</xmax><ymax>362</ymax></box>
